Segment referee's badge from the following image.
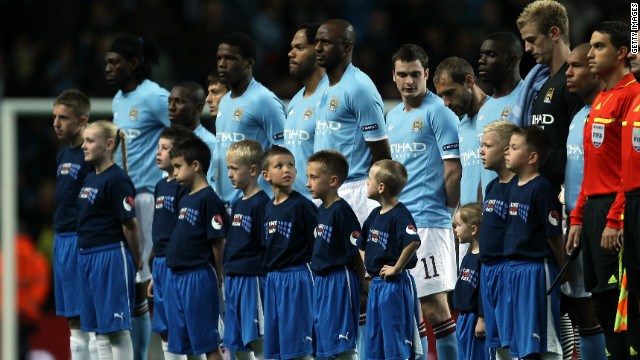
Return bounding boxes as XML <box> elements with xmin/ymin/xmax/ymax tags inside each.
<box><xmin>592</xmin><ymin>123</ymin><xmax>605</xmax><ymax>148</ymax></box>
<box><xmin>633</xmin><ymin>128</ymin><xmax>640</xmax><ymax>152</ymax></box>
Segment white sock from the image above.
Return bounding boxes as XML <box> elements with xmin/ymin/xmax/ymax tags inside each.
<box><xmin>185</xmin><ymin>355</ymin><xmax>206</xmax><ymax>360</ymax></box>
<box><xmin>249</xmin><ymin>337</ymin><xmax>264</xmax><ymax>360</ymax></box>
<box><xmin>495</xmin><ymin>347</ymin><xmax>512</xmax><ymax>360</ymax></box>
<box><xmin>89</xmin><ymin>332</ymin><xmax>98</xmax><ymax>360</ymax></box>
<box><xmin>70</xmin><ymin>329</ymin><xmax>90</xmax><ymax>359</ymax></box>
<box><xmin>109</xmin><ymin>330</ymin><xmax>134</xmax><ymax>360</ymax></box>
<box><xmin>163</xmin><ymin>340</ymin><xmax>187</xmax><ymax>360</ymax></box>
<box><xmin>96</xmin><ymin>334</ymin><xmax>112</xmax><ymax>360</ymax></box>
<box><xmin>337</xmin><ymin>349</ymin><xmax>358</xmax><ymax>360</ymax></box>
<box><xmin>539</xmin><ymin>352</ymin><xmax>562</xmax><ymax>360</ymax></box>
<box><xmin>234</xmin><ymin>351</ymin><xmax>256</xmax><ymax>360</ymax></box>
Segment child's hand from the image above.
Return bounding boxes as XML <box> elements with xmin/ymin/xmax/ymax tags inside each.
<box><xmin>147</xmin><ymin>279</ymin><xmax>154</xmax><ymax>298</ymax></box>
<box><xmin>379</xmin><ymin>265</ymin><xmax>401</xmax><ymax>281</ymax></box>
<box><xmin>475</xmin><ymin>317</ymin><xmax>485</xmax><ymax>338</ymax></box>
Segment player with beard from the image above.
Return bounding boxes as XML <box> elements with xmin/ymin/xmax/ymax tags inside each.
<box><xmin>285</xmin><ymin>24</ymin><xmax>328</xmax><ymax>198</ymax></box>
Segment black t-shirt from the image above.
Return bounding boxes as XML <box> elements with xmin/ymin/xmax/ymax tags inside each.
<box><xmin>530</xmin><ymin>62</ymin><xmax>583</xmax><ymax>193</ymax></box>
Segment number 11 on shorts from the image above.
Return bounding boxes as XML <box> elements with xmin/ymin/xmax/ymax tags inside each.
<box><xmin>421</xmin><ymin>256</ymin><xmax>440</xmax><ymax>279</ymax></box>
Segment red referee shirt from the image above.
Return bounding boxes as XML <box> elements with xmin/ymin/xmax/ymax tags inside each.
<box><xmin>570</xmin><ymin>73</ymin><xmax>640</xmax><ymax>229</ymax></box>
<box><xmin>623</xmin><ymin>94</ymin><xmax>640</xmax><ymax>193</ymax></box>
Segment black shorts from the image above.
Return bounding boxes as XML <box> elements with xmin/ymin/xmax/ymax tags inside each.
<box><xmin>624</xmin><ymin>188</ymin><xmax>640</xmax><ymax>292</ymax></box>
<box><xmin>582</xmin><ymin>194</ymin><xmax>621</xmax><ymax>293</ymax></box>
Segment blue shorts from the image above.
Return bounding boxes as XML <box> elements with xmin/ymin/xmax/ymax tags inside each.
<box><xmin>53</xmin><ymin>232</ymin><xmax>83</xmax><ymax>317</ymax></box>
<box><xmin>508</xmin><ymin>260</ymin><xmax>562</xmax><ymax>358</ymax></box>
<box><xmin>480</xmin><ymin>261</ymin><xmax>511</xmax><ymax>348</ymax></box>
<box><xmin>314</xmin><ymin>266</ymin><xmax>360</xmax><ymax>357</ymax></box>
<box><xmin>456</xmin><ymin>312</ymin><xmax>489</xmax><ymax>360</ymax></box>
<box><xmin>223</xmin><ymin>274</ymin><xmax>266</xmax><ymax>351</ymax></box>
<box><xmin>366</xmin><ymin>272</ymin><xmax>415</xmax><ymax>360</ymax></box>
<box><xmin>151</xmin><ymin>257</ymin><xmax>169</xmax><ymax>335</ymax></box>
<box><xmin>78</xmin><ymin>242</ymin><xmax>135</xmax><ymax>334</ymax></box>
<box><xmin>165</xmin><ymin>264</ymin><xmax>221</xmax><ymax>355</ymax></box>
<box><xmin>264</xmin><ymin>265</ymin><xmax>314</xmax><ymax>360</ymax></box>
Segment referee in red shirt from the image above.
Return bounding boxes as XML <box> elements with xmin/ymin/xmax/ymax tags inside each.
<box><xmin>567</xmin><ymin>21</ymin><xmax>640</xmax><ymax>359</ymax></box>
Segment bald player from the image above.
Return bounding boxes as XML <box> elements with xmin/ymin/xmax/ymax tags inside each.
<box><xmin>563</xmin><ymin>43</ymin><xmax>608</xmax><ymax>360</ymax></box>
<box><xmin>285</xmin><ymin>23</ymin><xmax>327</xmax><ymax>198</ymax></box>
<box><xmin>168</xmin><ymin>81</ymin><xmax>219</xmax><ymax>191</ymax></box>
<box><xmin>313</xmin><ymin>18</ymin><xmax>391</xmax><ymax>224</ymax></box>
<box><xmin>476</xmin><ymin>32</ymin><xmax>524</xmax><ymax>193</ymax></box>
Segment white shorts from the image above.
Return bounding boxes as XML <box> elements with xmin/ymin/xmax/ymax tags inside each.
<box><xmin>339</xmin><ymin>178</ymin><xmax>379</xmax><ymax>227</ymax></box>
<box><xmin>135</xmin><ymin>192</ymin><xmax>154</xmax><ymax>283</ymax></box>
<box><xmin>409</xmin><ymin>227</ymin><xmax>457</xmax><ymax>298</ymax></box>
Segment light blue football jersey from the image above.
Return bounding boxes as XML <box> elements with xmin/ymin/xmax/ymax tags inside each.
<box><xmin>285</xmin><ymin>76</ymin><xmax>329</xmax><ymax>198</ymax></box>
<box><xmin>194</xmin><ymin>124</ymin><xmax>218</xmax><ymax>192</ymax></box>
<box><xmin>313</xmin><ymin>65</ymin><xmax>387</xmax><ymax>181</ymax></box>
<box><xmin>476</xmin><ymin>80</ymin><xmax>523</xmax><ymax>191</ymax></box>
<box><xmin>386</xmin><ymin>91</ymin><xmax>460</xmax><ymax>228</ymax></box>
<box><xmin>112</xmin><ymin>79</ymin><xmax>170</xmax><ymax>193</ymax></box>
<box><xmin>216</xmin><ymin>78</ymin><xmax>285</xmax><ymax>205</ymax></box>
<box><xmin>477</xmin><ymin>81</ymin><xmax>523</xmax><ymax>193</ymax></box>
<box><xmin>458</xmin><ymin>97</ymin><xmax>487</xmax><ymax>205</ymax></box>
<box><xmin>565</xmin><ymin>105</ymin><xmax>589</xmax><ymax>215</ymax></box>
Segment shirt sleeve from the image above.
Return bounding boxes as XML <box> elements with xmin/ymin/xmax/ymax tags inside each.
<box><xmin>536</xmin><ymin>182</ymin><xmax>563</xmax><ymax>237</ymax></box>
<box><xmin>340</xmin><ymin>205</ymin><xmax>362</xmax><ymax>257</ymax></box>
<box><xmin>150</xmin><ymin>89</ymin><xmax>170</xmax><ymax>127</ymax></box>
<box><xmin>395</xmin><ymin>213</ymin><xmax>421</xmax><ymax>249</ymax></box>
<box><xmin>357</xmin><ymin>219</ymin><xmax>370</xmax><ymax>251</ymax></box>
<box><xmin>350</xmin><ymin>82</ymin><xmax>387</xmax><ymax>141</ymax></box>
<box><xmin>431</xmin><ymin>105</ymin><xmax>461</xmax><ymax>159</ymax></box>
<box><xmin>258</xmin><ymin>95</ymin><xmax>285</xmax><ymax>146</ymax></box>
<box><xmin>108</xmin><ymin>177</ymin><xmax>137</xmax><ymax>222</ymax></box>
<box><xmin>205</xmin><ymin>196</ymin><xmax>227</xmax><ymax>240</ymax></box>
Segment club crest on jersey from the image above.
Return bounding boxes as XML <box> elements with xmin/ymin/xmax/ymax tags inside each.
<box><xmin>128</xmin><ymin>107</ymin><xmax>139</xmax><ymax>121</ymax></box>
<box><xmin>548</xmin><ymin>210</ymin><xmax>560</xmax><ymax>226</ymax></box>
<box><xmin>406</xmin><ymin>225</ymin><xmax>417</xmax><ymax>235</ymax></box>
<box><xmin>123</xmin><ymin>196</ymin><xmax>134</xmax><ymax>211</ymax></box>
<box><xmin>178</xmin><ymin>207</ymin><xmax>199</xmax><ymax>226</ymax></box>
<box><xmin>303</xmin><ymin>107</ymin><xmax>314</xmax><ymax>120</ymax></box>
<box><xmin>211</xmin><ymin>215</ymin><xmax>223</xmax><ymax>230</ymax></box>
<box><xmin>233</xmin><ymin>107</ymin><xmax>243</xmax><ymax>122</ymax></box>
<box><xmin>411</xmin><ymin>119</ymin><xmax>423</xmax><ymax>133</ymax></box>
<box><xmin>329</xmin><ymin>96</ymin><xmax>339</xmax><ymax>112</ymax></box>
<box><xmin>500</xmin><ymin>106</ymin><xmax>513</xmax><ymax>120</ymax></box>
<box><xmin>592</xmin><ymin>123</ymin><xmax>605</xmax><ymax>148</ymax></box>
<box><xmin>314</xmin><ymin>224</ymin><xmax>333</xmax><ymax>243</ymax></box>
<box><xmin>350</xmin><ymin>231</ymin><xmax>360</xmax><ymax>246</ymax></box>
<box><xmin>368</xmin><ymin>229</ymin><xmax>389</xmax><ymax>249</ymax></box>
<box><xmin>79</xmin><ymin>187</ymin><xmax>98</xmax><ymax>204</ymax></box>
<box><xmin>58</xmin><ymin>162</ymin><xmax>81</xmax><ymax>180</ymax></box>
<box><xmin>544</xmin><ymin>88</ymin><xmax>554</xmax><ymax>104</ymax></box>
<box><xmin>631</xmin><ymin>127</ymin><xmax>640</xmax><ymax>152</ymax></box>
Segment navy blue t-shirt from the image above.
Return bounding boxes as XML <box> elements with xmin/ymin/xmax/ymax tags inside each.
<box><xmin>54</xmin><ymin>145</ymin><xmax>92</xmax><ymax>232</ymax></box>
<box><xmin>166</xmin><ymin>186</ymin><xmax>228</xmax><ymax>271</ymax></box>
<box><xmin>223</xmin><ymin>190</ymin><xmax>270</xmax><ymax>276</ymax></box>
<box><xmin>453</xmin><ymin>251</ymin><xmax>483</xmax><ymax>314</ymax></box>
<box><xmin>263</xmin><ymin>191</ymin><xmax>318</xmax><ymax>271</ymax></box>
<box><xmin>76</xmin><ymin>164</ymin><xmax>136</xmax><ymax>249</ymax></box>
<box><xmin>504</xmin><ymin>175</ymin><xmax>563</xmax><ymax>260</ymax></box>
<box><xmin>152</xmin><ymin>178</ymin><xmax>189</xmax><ymax>257</ymax></box>
<box><xmin>311</xmin><ymin>198</ymin><xmax>361</xmax><ymax>275</ymax></box>
<box><xmin>479</xmin><ymin>176</ymin><xmax>517</xmax><ymax>264</ymax></box>
<box><xmin>357</xmin><ymin>203</ymin><xmax>420</xmax><ymax>277</ymax></box>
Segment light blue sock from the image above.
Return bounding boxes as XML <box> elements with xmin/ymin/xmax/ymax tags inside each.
<box><xmin>357</xmin><ymin>324</ymin><xmax>366</xmax><ymax>360</ymax></box>
<box><xmin>580</xmin><ymin>333</ymin><xmax>607</xmax><ymax>360</ymax></box>
<box><xmin>131</xmin><ymin>310</ymin><xmax>150</xmax><ymax>360</ymax></box>
<box><xmin>417</xmin><ymin>335</ymin><xmax>428</xmax><ymax>360</ymax></box>
<box><xmin>435</xmin><ymin>332</ymin><xmax>458</xmax><ymax>360</ymax></box>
